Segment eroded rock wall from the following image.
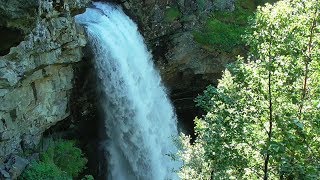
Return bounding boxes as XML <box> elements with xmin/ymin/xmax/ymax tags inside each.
<box><xmin>0</xmin><ymin>0</ymin><xmax>90</xmax><ymax>166</ymax></box>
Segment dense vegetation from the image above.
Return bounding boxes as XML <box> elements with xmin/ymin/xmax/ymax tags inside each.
<box><xmin>193</xmin><ymin>0</ymin><xmax>279</xmax><ymax>51</ymax></box>
<box><xmin>20</xmin><ymin>139</ymin><xmax>90</xmax><ymax>180</ymax></box>
<box><xmin>193</xmin><ymin>0</ymin><xmax>253</xmax><ymax>51</ymax></box>
<box><xmin>178</xmin><ymin>0</ymin><xmax>320</xmax><ymax>179</ymax></box>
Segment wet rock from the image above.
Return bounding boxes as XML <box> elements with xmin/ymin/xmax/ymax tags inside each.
<box><xmin>27</xmin><ymin>153</ymin><xmax>40</xmax><ymax>163</ymax></box>
<box><xmin>0</xmin><ymin>167</ymin><xmax>10</xmax><ymax>180</ymax></box>
<box><xmin>5</xmin><ymin>155</ymin><xmax>29</xmax><ymax>179</ymax></box>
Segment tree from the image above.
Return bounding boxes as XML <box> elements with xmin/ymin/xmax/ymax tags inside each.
<box><xmin>178</xmin><ymin>0</ymin><xmax>320</xmax><ymax>179</ymax></box>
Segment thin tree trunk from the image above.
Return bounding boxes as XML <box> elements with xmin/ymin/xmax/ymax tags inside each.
<box><xmin>298</xmin><ymin>10</ymin><xmax>317</xmax><ymax>117</ymax></box>
<box><xmin>263</xmin><ymin>65</ymin><xmax>273</xmax><ymax>180</ymax></box>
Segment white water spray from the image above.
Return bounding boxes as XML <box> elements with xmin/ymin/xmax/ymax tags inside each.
<box><xmin>76</xmin><ymin>2</ymin><xmax>180</xmax><ymax>180</ymax></box>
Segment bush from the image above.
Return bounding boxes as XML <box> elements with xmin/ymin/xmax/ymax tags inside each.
<box><xmin>20</xmin><ymin>139</ymin><xmax>88</xmax><ymax>179</ymax></box>
<box><xmin>49</xmin><ymin>140</ymin><xmax>88</xmax><ymax>177</ymax></box>
<box><xmin>19</xmin><ymin>162</ymin><xmax>71</xmax><ymax>180</ymax></box>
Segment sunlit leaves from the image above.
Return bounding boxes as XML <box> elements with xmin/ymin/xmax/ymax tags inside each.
<box><xmin>178</xmin><ymin>0</ymin><xmax>320</xmax><ymax>179</ymax></box>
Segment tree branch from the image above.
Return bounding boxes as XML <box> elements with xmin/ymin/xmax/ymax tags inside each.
<box><xmin>298</xmin><ymin>8</ymin><xmax>318</xmax><ymax>117</ymax></box>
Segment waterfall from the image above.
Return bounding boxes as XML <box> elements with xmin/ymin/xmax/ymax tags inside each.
<box><xmin>75</xmin><ymin>2</ymin><xmax>180</xmax><ymax>180</ymax></box>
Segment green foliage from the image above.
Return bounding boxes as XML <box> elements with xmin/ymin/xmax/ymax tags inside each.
<box><xmin>20</xmin><ymin>139</ymin><xmax>88</xmax><ymax>179</ymax></box>
<box><xmin>48</xmin><ymin>140</ymin><xmax>88</xmax><ymax>177</ymax></box>
<box><xmin>193</xmin><ymin>19</ymin><xmax>246</xmax><ymax>51</ymax></box>
<box><xmin>19</xmin><ymin>162</ymin><xmax>71</xmax><ymax>180</ymax></box>
<box><xmin>193</xmin><ymin>0</ymin><xmax>253</xmax><ymax>51</ymax></box>
<box><xmin>179</xmin><ymin>0</ymin><xmax>320</xmax><ymax>179</ymax></box>
<box><xmin>164</xmin><ymin>7</ymin><xmax>181</xmax><ymax>22</ymax></box>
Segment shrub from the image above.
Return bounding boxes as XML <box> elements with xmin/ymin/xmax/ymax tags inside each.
<box><xmin>19</xmin><ymin>162</ymin><xmax>71</xmax><ymax>180</ymax></box>
<box><xmin>20</xmin><ymin>139</ymin><xmax>88</xmax><ymax>179</ymax></box>
<box><xmin>51</xmin><ymin>140</ymin><xmax>88</xmax><ymax>177</ymax></box>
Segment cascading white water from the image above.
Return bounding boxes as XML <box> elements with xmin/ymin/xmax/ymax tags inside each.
<box><xmin>76</xmin><ymin>2</ymin><xmax>180</xmax><ymax>180</ymax></box>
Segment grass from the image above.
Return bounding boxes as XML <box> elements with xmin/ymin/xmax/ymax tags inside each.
<box><xmin>193</xmin><ymin>0</ymin><xmax>255</xmax><ymax>51</ymax></box>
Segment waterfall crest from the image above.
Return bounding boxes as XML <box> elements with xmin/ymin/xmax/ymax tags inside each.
<box><xmin>76</xmin><ymin>2</ymin><xmax>180</xmax><ymax>180</ymax></box>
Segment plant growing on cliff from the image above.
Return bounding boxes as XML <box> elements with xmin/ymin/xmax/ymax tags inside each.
<box><xmin>19</xmin><ymin>161</ymin><xmax>71</xmax><ymax>180</ymax></box>
<box><xmin>42</xmin><ymin>140</ymin><xmax>88</xmax><ymax>177</ymax></box>
<box><xmin>20</xmin><ymin>139</ymin><xmax>88</xmax><ymax>179</ymax></box>
<box><xmin>193</xmin><ymin>0</ymin><xmax>253</xmax><ymax>51</ymax></box>
<box><xmin>178</xmin><ymin>0</ymin><xmax>320</xmax><ymax>179</ymax></box>
<box><xmin>165</xmin><ymin>7</ymin><xmax>181</xmax><ymax>22</ymax></box>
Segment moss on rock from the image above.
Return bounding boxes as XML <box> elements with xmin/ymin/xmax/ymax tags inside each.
<box><xmin>164</xmin><ymin>7</ymin><xmax>182</xmax><ymax>22</ymax></box>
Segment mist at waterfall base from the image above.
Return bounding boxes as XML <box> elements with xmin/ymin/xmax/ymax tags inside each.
<box><xmin>76</xmin><ymin>2</ymin><xmax>180</xmax><ymax>180</ymax></box>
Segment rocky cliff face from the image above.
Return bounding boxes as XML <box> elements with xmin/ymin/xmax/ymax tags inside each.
<box><xmin>0</xmin><ymin>0</ymin><xmax>90</xmax><ymax>171</ymax></box>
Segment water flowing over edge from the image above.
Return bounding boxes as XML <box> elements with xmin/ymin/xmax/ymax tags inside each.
<box><xmin>75</xmin><ymin>2</ymin><xmax>181</xmax><ymax>180</ymax></box>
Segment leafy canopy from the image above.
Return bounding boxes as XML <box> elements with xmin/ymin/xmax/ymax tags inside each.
<box><xmin>178</xmin><ymin>0</ymin><xmax>320</xmax><ymax>179</ymax></box>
